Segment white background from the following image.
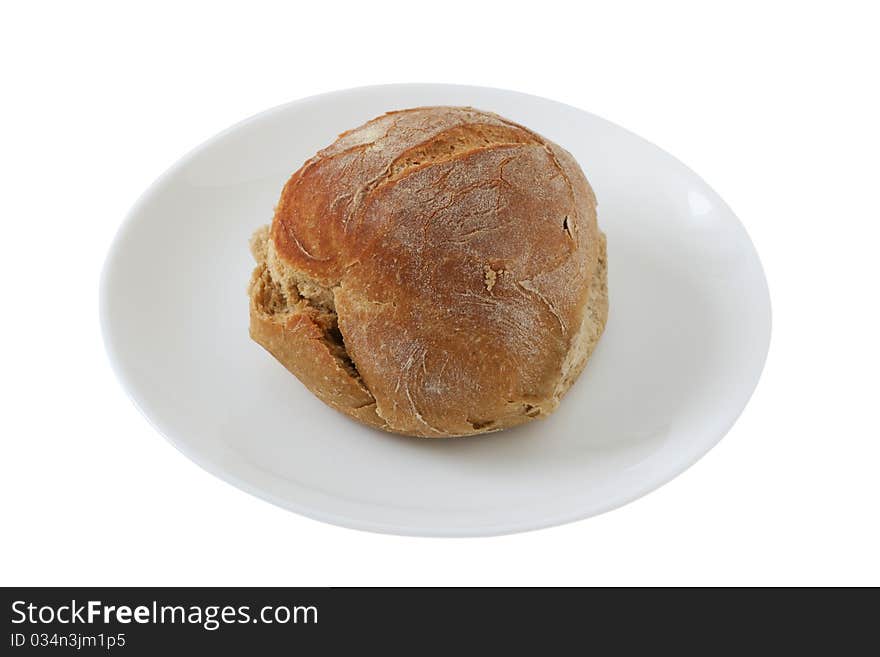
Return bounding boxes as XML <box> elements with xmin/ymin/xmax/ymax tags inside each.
<box><xmin>2</xmin><ymin>1</ymin><xmax>878</xmax><ymax>586</ymax></box>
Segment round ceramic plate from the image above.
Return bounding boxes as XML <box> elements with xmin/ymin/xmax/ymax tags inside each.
<box><xmin>101</xmin><ymin>84</ymin><xmax>771</xmax><ymax>536</ymax></box>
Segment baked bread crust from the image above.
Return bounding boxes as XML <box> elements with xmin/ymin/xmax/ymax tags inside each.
<box><xmin>248</xmin><ymin>107</ymin><xmax>608</xmax><ymax>437</ymax></box>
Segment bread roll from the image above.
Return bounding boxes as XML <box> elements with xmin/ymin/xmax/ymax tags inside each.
<box><xmin>248</xmin><ymin>107</ymin><xmax>608</xmax><ymax>437</ymax></box>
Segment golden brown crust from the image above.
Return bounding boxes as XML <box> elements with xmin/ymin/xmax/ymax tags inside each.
<box><xmin>249</xmin><ymin>107</ymin><xmax>607</xmax><ymax>437</ymax></box>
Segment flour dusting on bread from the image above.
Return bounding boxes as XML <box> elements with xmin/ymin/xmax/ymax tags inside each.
<box><xmin>248</xmin><ymin>107</ymin><xmax>608</xmax><ymax>437</ymax></box>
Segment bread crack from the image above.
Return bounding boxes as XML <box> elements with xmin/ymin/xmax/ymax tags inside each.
<box><xmin>323</xmin><ymin>318</ymin><xmax>361</xmax><ymax>380</ymax></box>
<box><xmin>249</xmin><ymin>226</ymin><xmax>369</xmax><ymax>388</ymax></box>
<box><xmin>466</xmin><ymin>418</ymin><xmax>497</xmax><ymax>430</ymax></box>
<box><xmin>562</xmin><ymin>215</ymin><xmax>573</xmax><ymax>239</ymax></box>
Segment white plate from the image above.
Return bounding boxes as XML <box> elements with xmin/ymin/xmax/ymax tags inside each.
<box><xmin>100</xmin><ymin>84</ymin><xmax>771</xmax><ymax>536</ymax></box>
